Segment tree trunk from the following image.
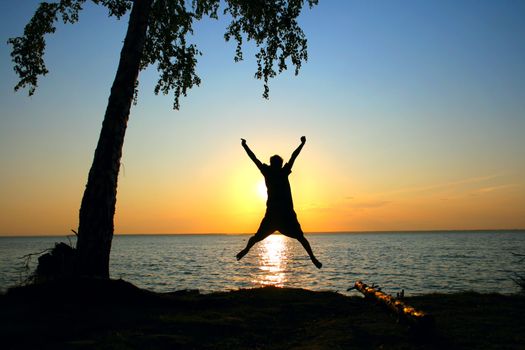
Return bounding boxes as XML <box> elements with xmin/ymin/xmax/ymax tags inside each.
<box><xmin>76</xmin><ymin>0</ymin><xmax>153</xmax><ymax>278</ymax></box>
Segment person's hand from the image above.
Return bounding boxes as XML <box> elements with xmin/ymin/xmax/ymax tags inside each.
<box><xmin>241</xmin><ymin>138</ymin><xmax>247</xmax><ymax>146</ymax></box>
<box><xmin>300</xmin><ymin>136</ymin><xmax>306</xmax><ymax>144</ymax></box>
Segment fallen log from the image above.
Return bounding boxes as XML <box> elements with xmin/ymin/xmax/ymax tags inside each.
<box><xmin>349</xmin><ymin>281</ymin><xmax>434</xmax><ymax>330</ymax></box>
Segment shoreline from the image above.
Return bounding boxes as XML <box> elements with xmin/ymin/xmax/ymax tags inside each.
<box><xmin>2</xmin><ymin>278</ymin><xmax>524</xmax><ymax>349</ymax></box>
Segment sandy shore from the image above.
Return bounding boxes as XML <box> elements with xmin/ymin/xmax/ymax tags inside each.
<box><xmin>1</xmin><ymin>278</ymin><xmax>524</xmax><ymax>349</ymax></box>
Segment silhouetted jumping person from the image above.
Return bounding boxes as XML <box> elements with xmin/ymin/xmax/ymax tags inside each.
<box><xmin>236</xmin><ymin>136</ymin><xmax>322</xmax><ymax>269</ymax></box>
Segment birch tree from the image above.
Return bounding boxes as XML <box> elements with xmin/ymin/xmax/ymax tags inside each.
<box><xmin>9</xmin><ymin>0</ymin><xmax>318</xmax><ymax>278</ymax></box>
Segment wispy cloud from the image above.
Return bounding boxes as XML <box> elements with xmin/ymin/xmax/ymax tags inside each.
<box><xmin>344</xmin><ymin>199</ymin><xmax>391</xmax><ymax>209</ymax></box>
<box><xmin>472</xmin><ymin>184</ymin><xmax>519</xmax><ymax>194</ymax></box>
<box><xmin>300</xmin><ymin>174</ymin><xmax>518</xmax><ymax>215</ymax></box>
<box><xmin>376</xmin><ymin>174</ymin><xmax>503</xmax><ymax>197</ymax></box>
<box><xmin>301</xmin><ymin>197</ymin><xmax>391</xmax><ymax>213</ymax></box>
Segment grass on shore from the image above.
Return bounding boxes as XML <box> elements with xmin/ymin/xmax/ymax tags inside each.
<box><xmin>1</xmin><ymin>278</ymin><xmax>524</xmax><ymax>349</ymax></box>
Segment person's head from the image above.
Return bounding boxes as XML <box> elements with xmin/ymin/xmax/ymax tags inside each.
<box><xmin>270</xmin><ymin>155</ymin><xmax>283</xmax><ymax>168</ymax></box>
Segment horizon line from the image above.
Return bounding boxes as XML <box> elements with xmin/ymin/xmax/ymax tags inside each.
<box><xmin>1</xmin><ymin>228</ymin><xmax>524</xmax><ymax>238</ymax></box>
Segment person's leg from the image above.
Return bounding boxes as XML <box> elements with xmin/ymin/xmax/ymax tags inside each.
<box><xmin>236</xmin><ymin>235</ymin><xmax>263</xmax><ymax>261</ymax></box>
<box><xmin>236</xmin><ymin>217</ymin><xmax>273</xmax><ymax>261</ymax></box>
<box><xmin>282</xmin><ymin>212</ymin><xmax>322</xmax><ymax>269</ymax></box>
<box><xmin>297</xmin><ymin>235</ymin><xmax>322</xmax><ymax>269</ymax></box>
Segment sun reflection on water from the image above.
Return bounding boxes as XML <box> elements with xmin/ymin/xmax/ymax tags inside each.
<box><xmin>255</xmin><ymin>234</ymin><xmax>288</xmax><ymax>287</ymax></box>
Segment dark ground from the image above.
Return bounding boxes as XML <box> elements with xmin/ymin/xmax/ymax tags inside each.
<box><xmin>1</xmin><ymin>278</ymin><xmax>524</xmax><ymax>349</ymax></box>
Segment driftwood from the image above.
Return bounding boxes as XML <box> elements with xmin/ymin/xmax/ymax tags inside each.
<box><xmin>349</xmin><ymin>281</ymin><xmax>434</xmax><ymax>329</ymax></box>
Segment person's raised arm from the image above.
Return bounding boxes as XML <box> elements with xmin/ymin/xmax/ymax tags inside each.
<box><xmin>241</xmin><ymin>138</ymin><xmax>263</xmax><ymax>171</ymax></box>
<box><xmin>286</xmin><ymin>136</ymin><xmax>306</xmax><ymax>170</ymax></box>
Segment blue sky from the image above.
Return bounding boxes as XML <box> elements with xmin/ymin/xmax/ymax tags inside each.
<box><xmin>1</xmin><ymin>0</ymin><xmax>524</xmax><ymax>234</ymax></box>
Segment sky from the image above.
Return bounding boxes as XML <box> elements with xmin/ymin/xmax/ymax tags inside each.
<box><xmin>1</xmin><ymin>0</ymin><xmax>524</xmax><ymax>235</ymax></box>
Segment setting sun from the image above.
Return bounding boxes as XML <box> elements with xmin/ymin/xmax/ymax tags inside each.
<box><xmin>257</xmin><ymin>179</ymin><xmax>267</xmax><ymax>201</ymax></box>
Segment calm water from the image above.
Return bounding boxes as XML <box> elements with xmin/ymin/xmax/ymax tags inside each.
<box><xmin>1</xmin><ymin>231</ymin><xmax>524</xmax><ymax>296</ymax></box>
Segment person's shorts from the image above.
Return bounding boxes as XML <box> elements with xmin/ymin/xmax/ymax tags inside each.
<box><xmin>255</xmin><ymin>210</ymin><xmax>303</xmax><ymax>239</ymax></box>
